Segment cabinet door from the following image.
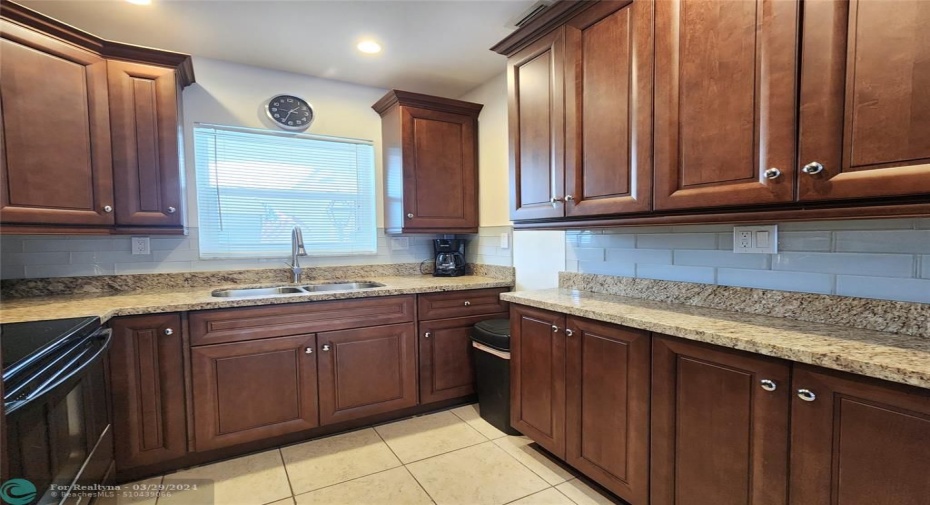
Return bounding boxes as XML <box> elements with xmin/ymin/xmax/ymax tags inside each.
<box><xmin>318</xmin><ymin>323</ymin><xmax>417</xmax><ymax>425</ymax></box>
<box><xmin>797</xmin><ymin>0</ymin><xmax>930</xmax><ymax>201</ymax></box>
<box><xmin>109</xmin><ymin>314</ymin><xmax>186</xmax><ymax>470</ymax></box>
<box><xmin>789</xmin><ymin>366</ymin><xmax>930</xmax><ymax>505</ymax></box>
<box><xmin>654</xmin><ymin>0</ymin><xmax>799</xmax><ymax>210</ymax></box>
<box><xmin>419</xmin><ymin>315</ymin><xmax>490</xmax><ymax>404</ymax></box>
<box><xmin>0</xmin><ymin>20</ymin><xmax>114</xmax><ymax>226</ymax></box>
<box><xmin>565</xmin><ymin>317</ymin><xmax>650</xmax><ymax>504</ymax></box>
<box><xmin>401</xmin><ymin>106</ymin><xmax>478</xmax><ymax>232</ymax></box>
<box><xmin>564</xmin><ymin>0</ymin><xmax>654</xmax><ymax>217</ymax></box>
<box><xmin>191</xmin><ymin>334</ymin><xmax>319</xmax><ymax>452</ymax></box>
<box><xmin>508</xmin><ymin>28</ymin><xmax>566</xmax><ymax>221</ymax></box>
<box><xmin>510</xmin><ymin>305</ymin><xmax>566</xmax><ymax>458</ymax></box>
<box><xmin>108</xmin><ymin>60</ymin><xmax>183</xmax><ymax>227</ymax></box>
<box><xmin>651</xmin><ymin>335</ymin><xmax>790</xmax><ymax>505</ymax></box>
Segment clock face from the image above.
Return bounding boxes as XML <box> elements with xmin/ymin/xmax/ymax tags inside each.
<box><xmin>266</xmin><ymin>95</ymin><xmax>314</xmax><ymax>131</ymax></box>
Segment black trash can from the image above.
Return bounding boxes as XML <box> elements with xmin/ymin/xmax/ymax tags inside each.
<box><xmin>471</xmin><ymin>318</ymin><xmax>521</xmax><ymax>435</ymax></box>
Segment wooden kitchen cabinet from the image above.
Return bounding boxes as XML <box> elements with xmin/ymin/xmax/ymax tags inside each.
<box><xmin>109</xmin><ymin>314</ymin><xmax>187</xmax><ymax>471</ymax></box>
<box><xmin>651</xmin><ymin>334</ymin><xmax>791</xmax><ymax>505</ymax></box>
<box><xmin>653</xmin><ymin>0</ymin><xmax>799</xmax><ymax>211</ymax></box>
<box><xmin>373</xmin><ymin>90</ymin><xmax>482</xmax><ymax>234</ymax></box>
<box><xmin>317</xmin><ymin>323</ymin><xmax>418</xmax><ymax>425</ymax></box>
<box><xmin>0</xmin><ymin>2</ymin><xmax>193</xmax><ymax>234</ymax></box>
<box><xmin>0</xmin><ymin>18</ymin><xmax>114</xmax><ymax>227</ymax></box>
<box><xmin>797</xmin><ymin>0</ymin><xmax>930</xmax><ymax>202</ymax></box>
<box><xmin>789</xmin><ymin>365</ymin><xmax>930</xmax><ymax>505</ymax></box>
<box><xmin>191</xmin><ymin>334</ymin><xmax>319</xmax><ymax>452</ymax></box>
<box><xmin>108</xmin><ymin>60</ymin><xmax>184</xmax><ymax>227</ymax></box>
<box><xmin>510</xmin><ymin>304</ymin><xmax>649</xmax><ymax>503</ymax></box>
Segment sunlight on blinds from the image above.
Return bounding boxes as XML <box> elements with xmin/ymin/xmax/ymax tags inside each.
<box><xmin>194</xmin><ymin>124</ymin><xmax>377</xmax><ymax>258</ymax></box>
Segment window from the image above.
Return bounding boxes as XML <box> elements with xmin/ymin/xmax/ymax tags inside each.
<box><xmin>193</xmin><ymin>124</ymin><xmax>377</xmax><ymax>258</ymax></box>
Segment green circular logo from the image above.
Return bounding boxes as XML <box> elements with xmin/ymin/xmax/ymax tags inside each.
<box><xmin>0</xmin><ymin>479</ymin><xmax>37</xmax><ymax>505</ymax></box>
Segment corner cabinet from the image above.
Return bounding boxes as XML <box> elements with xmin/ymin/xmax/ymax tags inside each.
<box><xmin>373</xmin><ymin>90</ymin><xmax>482</xmax><ymax>234</ymax></box>
<box><xmin>0</xmin><ymin>2</ymin><xmax>193</xmax><ymax>234</ymax></box>
<box><xmin>494</xmin><ymin>0</ymin><xmax>930</xmax><ymax>228</ymax></box>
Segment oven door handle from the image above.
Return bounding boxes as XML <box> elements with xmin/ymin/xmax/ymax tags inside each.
<box><xmin>5</xmin><ymin>328</ymin><xmax>112</xmax><ymax>415</ymax></box>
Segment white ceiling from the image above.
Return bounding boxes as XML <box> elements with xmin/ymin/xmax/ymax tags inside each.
<box><xmin>18</xmin><ymin>0</ymin><xmax>532</xmax><ymax>97</ymax></box>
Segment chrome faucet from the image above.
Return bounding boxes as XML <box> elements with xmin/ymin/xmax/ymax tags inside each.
<box><xmin>289</xmin><ymin>226</ymin><xmax>308</xmax><ymax>283</ymax></box>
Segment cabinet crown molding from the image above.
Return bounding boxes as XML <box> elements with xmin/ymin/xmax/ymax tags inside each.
<box><xmin>372</xmin><ymin>89</ymin><xmax>483</xmax><ymax>117</ymax></box>
<box><xmin>490</xmin><ymin>0</ymin><xmax>603</xmax><ymax>56</ymax></box>
<box><xmin>1</xmin><ymin>1</ymin><xmax>195</xmax><ymax>87</ymax></box>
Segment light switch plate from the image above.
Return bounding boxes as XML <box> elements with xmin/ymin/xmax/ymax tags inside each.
<box><xmin>733</xmin><ymin>225</ymin><xmax>777</xmax><ymax>254</ymax></box>
<box><xmin>131</xmin><ymin>236</ymin><xmax>151</xmax><ymax>255</ymax></box>
<box><xmin>500</xmin><ymin>232</ymin><xmax>510</xmax><ymax>249</ymax></box>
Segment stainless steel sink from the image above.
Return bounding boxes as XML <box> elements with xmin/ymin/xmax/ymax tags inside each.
<box><xmin>211</xmin><ymin>286</ymin><xmax>308</xmax><ymax>297</ymax></box>
<box><xmin>211</xmin><ymin>281</ymin><xmax>385</xmax><ymax>297</ymax></box>
<box><xmin>303</xmin><ymin>281</ymin><xmax>385</xmax><ymax>292</ymax></box>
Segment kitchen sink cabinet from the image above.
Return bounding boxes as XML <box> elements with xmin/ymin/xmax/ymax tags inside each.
<box><xmin>109</xmin><ymin>313</ymin><xmax>188</xmax><ymax>471</ymax></box>
<box><xmin>373</xmin><ymin>90</ymin><xmax>482</xmax><ymax>234</ymax></box>
<box><xmin>796</xmin><ymin>0</ymin><xmax>930</xmax><ymax>202</ymax></box>
<box><xmin>317</xmin><ymin>323</ymin><xmax>418</xmax><ymax>425</ymax></box>
<box><xmin>651</xmin><ymin>335</ymin><xmax>791</xmax><ymax>505</ymax></box>
<box><xmin>191</xmin><ymin>334</ymin><xmax>319</xmax><ymax>452</ymax></box>
<box><xmin>789</xmin><ymin>366</ymin><xmax>930</xmax><ymax>505</ymax></box>
<box><xmin>0</xmin><ymin>2</ymin><xmax>193</xmax><ymax>234</ymax></box>
<box><xmin>510</xmin><ymin>305</ymin><xmax>650</xmax><ymax>503</ymax></box>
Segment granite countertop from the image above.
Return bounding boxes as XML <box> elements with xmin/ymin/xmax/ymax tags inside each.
<box><xmin>502</xmin><ymin>288</ymin><xmax>930</xmax><ymax>389</ymax></box>
<box><xmin>0</xmin><ymin>275</ymin><xmax>513</xmax><ymax>325</ymax></box>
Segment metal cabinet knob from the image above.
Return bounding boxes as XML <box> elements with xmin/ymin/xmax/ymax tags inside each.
<box><xmin>760</xmin><ymin>379</ymin><xmax>777</xmax><ymax>392</ymax></box>
<box><xmin>103</xmin><ymin>205</ymin><xmax>113</xmax><ymax>213</ymax></box>
<box><xmin>464</xmin><ymin>301</ymin><xmax>471</xmax><ymax>306</ymax></box>
<box><xmin>406</xmin><ymin>213</ymin><xmax>414</xmax><ymax>218</ymax></box>
<box><xmin>797</xmin><ymin>389</ymin><xmax>817</xmax><ymax>402</ymax></box>
<box><xmin>164</xmin><ymin>328</ymin><xmax>174</xmax><ymax>336</ymax></box>
<box><xmin>564</xmin><ymin>195</ymin><xmax>574</xmax><ymax>202</ymax></box>
<box><xmin>550</xmin><ymin>196</ymin><xmax>565</xmax><ymax>207</ymax></box>
<box><xmin>424</xmin><ymin>332</ymin><xmax>431</xmax><ymax>339</ymax></box>
<box><xmin>305</xmin><ymin>347</ymin><xmax>313</xmax><ymax>354</ymax></box>
<box><xmin>167</xmin><ymin>206</ymin><xmax>177</xmax><ymax>214</ymax></box>
<box><xmin>322</xmin><ymin>344</ymin><xmax>331</xmax><ymax>352</ymax></box>
<box><xmin>763</xmin><ymin>168</ymin><xmax>782</xmax><ymax>179</ymax></box>
<box><xmin>565</xmin><ymin>329</ymin><xmax>574</xmax><ymax>337</ymax></box>
<box><xmin>802</xmin><ymin>161</ymin><xmax>824</xmax><ymax>175</ymax></box>
<box><xmin>552</xmin><ymin>325</ymin><xmax>559</xmax><ymax>333</ymax></box>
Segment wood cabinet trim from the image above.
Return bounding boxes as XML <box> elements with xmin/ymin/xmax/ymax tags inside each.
<box><xmin>418</xmin><ymin>288</ymin><xmax>510</xmax><ymax>321</ymax></box>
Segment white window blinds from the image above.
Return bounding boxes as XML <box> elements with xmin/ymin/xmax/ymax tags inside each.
<box><xmin>193</xmin><ymin>124</ymin><xmax>377</xmax><ymax>258</ymax></box>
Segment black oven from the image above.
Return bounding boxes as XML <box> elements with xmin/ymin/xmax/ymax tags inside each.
<box><xmin>2</xmin><ymin>317</ymin><xmax>113</xmax><ymax>505</ymax></box>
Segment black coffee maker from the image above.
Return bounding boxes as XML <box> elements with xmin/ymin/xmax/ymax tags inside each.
<box><xmin>433</xmin><ymin>239</ymin><xmax>467</xmax><ymax>277</ymax></box>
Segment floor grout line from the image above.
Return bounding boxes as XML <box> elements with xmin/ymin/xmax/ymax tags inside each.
<box><xmin>290</xmin><ymin>465</ymin><xmax>404</xmax><ymax>500</ymax></box>
<box><xmin>276</xmin><ymin>447</ymin><xmax>297</xmax><ymax>501</ymax></box>
<box><xmin>400</xmin><ymin>464</ymin><xmax>438</xmax><ymax>505</ymax></box>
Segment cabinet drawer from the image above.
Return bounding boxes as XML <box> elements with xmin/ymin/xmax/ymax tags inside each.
<box><xmin>418</xmin><ymin>288</ymin><xmax>509</xmax><ymax>320</ymax></box>
<box><xmin>189</xmin><ymin>295</ymin><xmax>415</xmax><ymax>346</ymax></box>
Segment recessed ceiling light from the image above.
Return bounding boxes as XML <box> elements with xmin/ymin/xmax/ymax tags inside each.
<box><xmin>126</xmin><ymin>0</ymin><xmax>152</xmax><ymax>5</ymax></box>
<box><xmin>356</xmin><ymin>40</ymin><xmax>382</xmax><ymax>54</ymax></box>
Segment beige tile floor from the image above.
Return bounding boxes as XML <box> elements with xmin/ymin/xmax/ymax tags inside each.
<box><xmin>100</xmin><ymin>404</ymin><xmax>620</xmax><ymax>505</ymax></box>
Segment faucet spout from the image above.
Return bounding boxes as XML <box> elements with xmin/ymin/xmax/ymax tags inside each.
<box><xmin>290</xmin><ymin>226</ymin><xmax>308</xmax><ymax>283</ymax></box>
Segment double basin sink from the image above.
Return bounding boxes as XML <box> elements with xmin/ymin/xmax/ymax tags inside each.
<box><xmin>212</xmin><ymin>281</ymin><xmax>385</xmax><ymax>298</ymax></box>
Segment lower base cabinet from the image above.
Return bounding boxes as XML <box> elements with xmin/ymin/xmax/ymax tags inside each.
<box><xmin>109</xmin><ymin>314</ymin><xmax>187</xmax><ymax>471</ymax></box>
<box><xmin>651</xmin><ymin>335</ymin><xmax>791</xmax><ymax>505</ymax></box>
<box><xmin>191</xmin><ymin>334</ymin><xmax>319</xmax><ymax>452</ymax></box>
<box><xmin>318</xmin><ymin>323</ymin><xmax>418</xmax><ymax>425</ymax></box>
<box><xmin>510</xmin><ymin>305</ymin><xmax>650</xmax><ymax>504</ymax></box>
<box><xmin>418</xmin><ymin>315</ymin><xmax>489</xmax><ymax>404</ymax></box>
<box><xmin>789</xmin><ymin>365</ymin><xmax>930</xmax><ymax>505</ymax></box>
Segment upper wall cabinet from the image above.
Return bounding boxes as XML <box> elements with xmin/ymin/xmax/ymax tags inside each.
<box><xmin>373</xmin><ymin>90</ymin><xmax>482</xmax><ymax>234</ymax></box>
<box><xmin>797</xmin><ymin>0</ymin><xmax>930</xmax><ymax>202</ymax></box>
<box><xmin>494</xmin><ymin>0</ymin><xmax>930</xmax><ymax>228</ymax></box>
<box><xmin>503</xmin><ymin>0</ymin><xmax>653</xmax><ymax>221</ymax></box>
<box><xmin>0</xmin><ymin>2</ymin><xmax>193</xmax><ymax>234</ymax></box>
<box><xmin>654</xmin><ymin>0</ymin><xmax>799</xmax><ymax>210</ymax></box>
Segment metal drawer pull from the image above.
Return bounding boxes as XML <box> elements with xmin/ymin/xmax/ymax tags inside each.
<box><xmin>802</xmin><ymin>161</ymin><xmax>824</xmax><ymax>175</ymax></box>
<box><xmin>322</xmin><ymin>344</ymin><xmax>331</xmax><ymax>352</ymax></box>
<box><xmin>565</xmin><ymin>329</ymin><xmax>574</xmax><ymax>337</ymax></box>
<box><xmin>103</xmin><ymin>205</ymin><xmax>113</xmax><ymax>213</ymax></box>
<box><xmin>424</xmin><ymin>332</ymin><xmax>431</xmax><ymax>339</ymax></box>
<box><xmin>464</xmin><ymin>301</ymin><xmax>471</xmax><ymax>306</ymax></box>
<box><xmin>305</xmin><ymin>347</ymin><xmax>313</xmax><ymax>354</ymax></box>
<box><xmin>760</xmin><ymin>379</ymin><xmax>777</xmax><ymax>392</ymax></box>
<box><xmin>797</xmin><ymin>389</ymin><xmax>816</xmax><ymax>402</ymax></box>
<box><xmin>164</xmin><ymin>328</ymin><xmax>174</xmax><ymax>336</ymax></box>
<box><xmin>552</xmin><ymin>325</ymin><xmax>559</xmax><ymax>333</ymax></box>
<box><xmin>764</xmin><ymin>168</ymin><xmax>782</xmax><ymax>179</ymax></box>
<box><xmin>167</xmin><ymin>206</ymin><xmax>177</xmax><ymax>214</ymax></box>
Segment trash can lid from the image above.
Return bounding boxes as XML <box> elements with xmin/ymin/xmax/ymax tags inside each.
<box><xmin>471</xmin><ymin>318</ymin><xmax>511</xmax><ymax>351</ymax></box>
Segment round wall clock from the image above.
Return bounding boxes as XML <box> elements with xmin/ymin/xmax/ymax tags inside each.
<box><xmin>265</xmin><ymin>94</ymin><xmax>314</xmax><ymax>131</ymax></box>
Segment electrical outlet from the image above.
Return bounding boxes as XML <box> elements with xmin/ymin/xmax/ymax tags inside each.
<box><xmin>131</xmin><ymin>236</ymin><xmax>151</xmax><ymax>255</ymax></box>
<box><xmin>733</xmin><ymin>225</ymin><xmax>777</xmax><ymax>254</ymax></box>
<box><xmin>500</xmin><ymin>232</ymin><xmax>510</xmax><ymax>249</ymax></box>
<box><xmin>390</xmin><ymin>237</ymin><xmax>409</xmax><ymax>251</ymax></box>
